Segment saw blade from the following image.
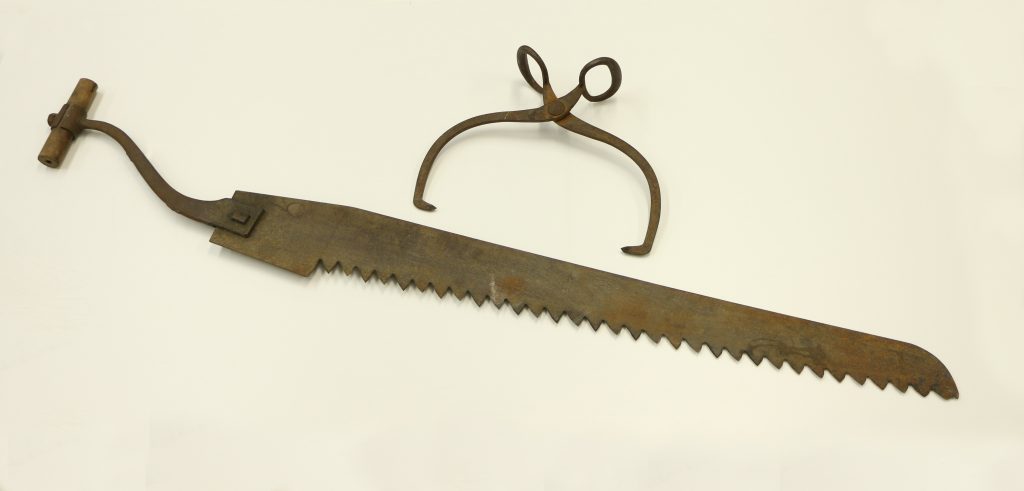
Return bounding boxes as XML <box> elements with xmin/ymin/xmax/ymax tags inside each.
<box><xmin>210</xmin><ymin>191</ymin><xmax>957</xmax><ymax>399</ymax></box>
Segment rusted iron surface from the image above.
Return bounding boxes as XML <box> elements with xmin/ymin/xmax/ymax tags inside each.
<box><xmin>414</xmin><ymin>46</ymin><xmax>662</xmax><ymax>256</ymax></box>
<box><xmin>212</xmin><ymin>192</ymin><xmax>957</xmax><ymax>399</ymax></box>
<box><xmin>38</xmin><ymin>78</ymin><xmax>959</xmax><ymax>399</ymax></box>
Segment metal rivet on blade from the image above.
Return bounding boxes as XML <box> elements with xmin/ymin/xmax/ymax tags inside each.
<box><xmin>230</xmin><ymin>210</ymin><xmax>250</xmax><ymax>224</ymax></box>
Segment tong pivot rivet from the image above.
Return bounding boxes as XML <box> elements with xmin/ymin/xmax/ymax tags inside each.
<box><xmin>546</xmin><ymin>101</ymin><xmax>566</xmax><ymax>117</ymax></box>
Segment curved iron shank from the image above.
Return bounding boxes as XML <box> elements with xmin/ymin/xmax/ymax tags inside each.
<box><xmin>37</xmin><ymin>78</ymin><xmax>262</xmax><ymax>236</ymax></box>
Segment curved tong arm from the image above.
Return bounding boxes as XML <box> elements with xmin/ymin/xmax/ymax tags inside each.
<box><xmin>413</xmin><ymin>46</ymin><xmax>661</xmax><ymax>256</ymax></box>
<box><xmin>37</xmin><ymin>79</ymin><xmax>262</xmax><ymax>237</ymax></box>
<box><xmin>555</xmin><ymin>114</ymin><xmax>660</xmax><ymax>256</ymax></box>
<box><xmin>413</xmin><ymin>86</ymin><xmax>584</xmax><ymax>211</ymax></box>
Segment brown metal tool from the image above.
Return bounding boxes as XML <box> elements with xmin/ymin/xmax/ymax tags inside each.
<box><xmin>37</xmin><ymin>77</ymin><xmax>958</xmax><ymax>399</ymax></box>
<box><xmin>414</xmin><ymin>46</ymin><xmax>661</xmax><ymax>256</ymax></box>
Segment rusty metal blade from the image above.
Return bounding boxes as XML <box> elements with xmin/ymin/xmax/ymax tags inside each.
<box><xmin>211</xmin><ymin>191</ymin><xmax>958</xmax><ymax>399</ymax></box>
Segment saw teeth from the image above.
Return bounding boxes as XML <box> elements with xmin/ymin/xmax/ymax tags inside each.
<box><xmin>790</xmin><ymin>362</ymin><xmax>805</xmax><ymax>374</ymax></box>
<box><xmin>529</xmin><ymin>305</ymin><xmax>546</xmax><ymax>318</ymax></box>
<box><xmin>311</xmin><ymin>258</ymin><xmax>954</xmax><ymax>399</ymax></box>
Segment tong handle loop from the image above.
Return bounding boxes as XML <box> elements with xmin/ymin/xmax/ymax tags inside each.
<box><xmin>517</xmin><ymin>45</ymin><xmax>550</xmax><ymax>93</ymax></box>
<box><xmin>579</xmin><ymin>57</ymin><xmax>622</xmax><ymax>102</ymax></box>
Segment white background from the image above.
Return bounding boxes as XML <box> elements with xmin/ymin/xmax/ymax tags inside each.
<box><xmin>2</xmin><ymin>1</ymin><xmax>1023</xmax><ymax>489</ymax></box>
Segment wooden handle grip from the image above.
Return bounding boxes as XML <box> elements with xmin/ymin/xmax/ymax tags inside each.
<box><xmin>38</xmin><ymin>78</ymin><xmax>98</xmax><ymax>168</ymax></box>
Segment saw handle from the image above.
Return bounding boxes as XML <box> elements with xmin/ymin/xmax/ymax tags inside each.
<box><xmin>37</xmin><ymin>79</ymin><xmax>263</xmax><ymax>237</ymax></box>
<box><xmin>38</xmin><ymin>78</ymin><xmax>97</xmax><ymax>168</ymax></box>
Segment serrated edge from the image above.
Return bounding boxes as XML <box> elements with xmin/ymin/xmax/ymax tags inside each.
<box><xmin>317</xmin><ymin>259</ymin><xmax>955</xmax><ymax>399</ymax></box>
